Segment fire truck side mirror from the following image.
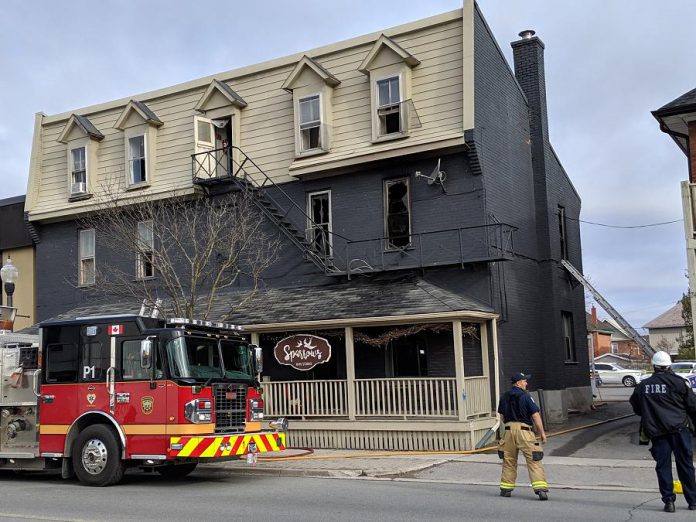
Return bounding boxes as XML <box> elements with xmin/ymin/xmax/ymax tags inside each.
<box><xmin>251</xmin><ymin>344</ymin><xmax>263</xmax><ymax>375</ymax></box>
<box><xmin>140</xmin><ymin>338</ymin><xmax>153</xmax><ymax>369</ymax></box>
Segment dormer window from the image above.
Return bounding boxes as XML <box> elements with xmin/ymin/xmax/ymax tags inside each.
<box><xmin>282</xmin><ymin>56</ymin><xmax>340</xmax><ymax>158</ymax></box>
<box><xmin>70</xmin><ymin>147</ymin><xmax>87</xmax><ymax>195</ymax></box>
<box><xmin>358</xmin><ymin>34</ymin><xmax>420</xmax><ymax>143</ymax></box>
<box><xmin>57</xmin><ymin>114</ymin><xmax>104</xmax><ymax>200</ymax></box>
<box><xmin>299</xmin><ymin>95</ymin><xmax>322</xmax><ymax>151</ymax></box>
<box><xmin>128</xmin><ymin>135</ymin><xmax>147</xmax><ymax>185</ymax></box>
<box><xmin>377</xmin><ymin>77</ymin><xmax>401</xmax><ymax>135</ymax></box>
<box><xmin>114</xmin><ymin>100</ymin><xmax>162</xmax><ymax>189</ymax></box>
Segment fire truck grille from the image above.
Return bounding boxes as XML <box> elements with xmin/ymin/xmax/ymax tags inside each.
<box><xmin>213</xmin><ymin>383</ymin><xmax>247</xmax><ymax>433</ymax></box>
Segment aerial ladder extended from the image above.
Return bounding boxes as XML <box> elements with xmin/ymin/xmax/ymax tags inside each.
<box><xmin>561</xmin><ymin>259</ymin><xmax>656</xmax><ymax>357</ymax></box>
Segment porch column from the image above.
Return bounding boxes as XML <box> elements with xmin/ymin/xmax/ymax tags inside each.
<box><xmin>453</xmin><ymin>320</ymin><xmax>467</xmax><ymax>421</ymax></box>
<box><xmin>250</xmin><ymin>332</ymin><xmax>260</xmax><ymax>346</ymax></box>
<box><xmin>491</xmin><ymin>319</ymin><xmax>501</xmax><ymax>411</ymax></box>
<box><xmin>480</xmin><ymin>321</ymin><xmax>491</xmax><ymax>413</ymax></box>
<box><xmin>345</xmin><ymin>326</ymin><xmax>356</xmax><ymax>421</ymax></box>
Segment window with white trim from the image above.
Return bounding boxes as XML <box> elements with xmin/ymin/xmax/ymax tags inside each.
<box><xmin>384</xmin><ymin>178</ymin><xmax>411</xmax><ymax>249</ymax></box>
<box><xmin>79</xmin><ymin>229</ymin><xmax>95</xmax><ymax>286</ymax></box>
<box><xmin>299</xmin><ymin>95</ymin><xmax>321</xmax><ymax>151</ymax></box>
<box><xmin>70</xmin><ymin>147</ymin><xmax>87</xmax><ymax>195</ymax></box>
<box><xmin>128</xmin><ymin>135</ymin><xmax>147</xmax><ymax>185</ymax></box>
<box><xmin>307</xmin><ymin>190</ymin><xmax>331</xmax><ymax>257</ymax></box>
<box><xmin>136</xmin><ymin>220</ymin><xmax>154</xmax><ymax>279</ymax></box>
<box><xmin>611</xmin><ymin>342</ymin><xmax>619</xmax><ymax>354</ymax></box>
<box><xmin>377</xmin><ymin>77</ymin><xmax>401</xmax><ymax>136</ymax></box>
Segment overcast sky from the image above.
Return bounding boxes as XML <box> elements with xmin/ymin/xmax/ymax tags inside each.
<box><xmin>1</xmin><ymin>0</ymin><xmax>693</xmax><ymax>331</ymax></box>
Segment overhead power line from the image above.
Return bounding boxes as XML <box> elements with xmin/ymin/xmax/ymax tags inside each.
<box><xmin>565</xmin><ymin>215</ymin><xmax>683</xmax><ymax>229</ymax></box>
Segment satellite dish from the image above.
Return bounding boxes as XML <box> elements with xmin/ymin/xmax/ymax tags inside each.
<box><xmin>415</xmin><ymin>159</ymin><xmax>447</xmax><ymax>192</ymax></box>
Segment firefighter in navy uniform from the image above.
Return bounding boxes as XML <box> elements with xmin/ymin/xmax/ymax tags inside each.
<box><xmin>497</xmin><ymin>372</ymin><xmax>548</xmax><ymax>500</ymax></box>
<box><xmin>630</xmin><ymin>351</ymin><xmax>696</xmax><ymax>513</ymax></box>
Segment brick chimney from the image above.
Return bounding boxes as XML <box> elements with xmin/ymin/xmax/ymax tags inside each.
<box><xmin>511</xmin><ymin>30</ymin><xmax>549</xmax><ymax>147</ymax></box>
<box><xmin>511</xmin><ymin>30</ymin><xmax>552</xmax><ymax>258</ymax></box>
<box><xmin>591</xmin><ymin>305</ymin><xmax>598</xmax><ymax>327</ymax></box>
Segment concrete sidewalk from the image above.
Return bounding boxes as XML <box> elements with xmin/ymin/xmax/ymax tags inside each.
<box><xmin>207</xmin><ymin>402</ymin><xmax>664</xmax><ymax>493</ymax></box>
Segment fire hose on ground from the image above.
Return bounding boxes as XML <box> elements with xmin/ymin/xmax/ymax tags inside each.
<box><xmin>258</xmin><ymin>412</ymin><xmax>637</xmax><ymax>461</ymax></box>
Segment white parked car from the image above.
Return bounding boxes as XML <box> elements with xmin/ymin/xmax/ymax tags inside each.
<box><xmin>593</xmin><ymin>362</ymin><xmax>643</xmax><ymax>387</ymax></box>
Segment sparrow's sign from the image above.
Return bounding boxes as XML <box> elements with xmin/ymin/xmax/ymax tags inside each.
<box><xmin>273</xmin><ymin>334</ymin><xmax>332</xmax><ymax>371</ymax></box>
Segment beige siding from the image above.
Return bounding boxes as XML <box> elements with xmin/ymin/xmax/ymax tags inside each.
<box><xmin>30</xmin><ymin>15</ymin><xmax>465</xmax><ymax>221</ymax></box>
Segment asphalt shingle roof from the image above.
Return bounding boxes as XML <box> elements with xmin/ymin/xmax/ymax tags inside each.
<box><xmin>644</xmin><ymin>302</ymin><xmax>686</xmax><ymax>329</ymax></box>
<box><xmin>654</xmin><ymin>87</ymin><xmax>696</xmax><ymax>115</ymax></box>
<box><xmin>40</xmin><ymin>276</ymin><xmax>493</xmax><ymax>327</ymax></box>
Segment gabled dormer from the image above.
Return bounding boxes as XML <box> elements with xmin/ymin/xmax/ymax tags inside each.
<box><xmin>358</xmin><ymin>34</ymin><xmax>420</xmax><ymax>142</ymax></box>
<box><xmin>57</xmin><ymin>114</ymin><xmax>104</xmax><ymax>200</ymax></box>
<box><xmin>114</xmin><ymin>100</ymin><xmax>162</xmax><ymax>189</ymax></box>
<box><xmin>192</xmin><ymin>80</ymin><xmax>247</xmax><ymax>179</ymax></box>
<box><xmin>282</xmin><ymin>56</ymin><xmax>340</xmax><ymax>157</ymax></box>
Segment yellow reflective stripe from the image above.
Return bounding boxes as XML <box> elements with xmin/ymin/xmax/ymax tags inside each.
<box><xmin>531</xmin><ymin>481</ymin><xmax>548</xmax><ymax>486</ymax></box>
<box><xmin>254</xmin><ymin>435</ymin><xmax>268</xmax><ymax>453</ymax></box>
<box><xmin>500</xmin><ymin>482</ymin><xmax>516</xmax><ymax>489</ymax></box>
<box><xmin>266</xmin><ymin>435</ymin><xmax>280</xmax><ymax>452</ymax></box>
<box><xmin>201</xmin><ymin>437</ymin><xmax>223</xmax><ymax>458</ymax></box>
<box><xmin>178</xmin><ymin>437</ymin><xmax>203</xmax><ymax>457</ymax></box>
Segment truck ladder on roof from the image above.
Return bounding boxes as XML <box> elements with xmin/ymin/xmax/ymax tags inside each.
<box><xmin>561</xmin><ymin>259</ymin><xmax>656</xmax><ymax>357</ymax></box>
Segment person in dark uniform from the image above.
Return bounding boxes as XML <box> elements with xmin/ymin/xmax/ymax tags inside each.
<box><xmin>497</xmin><ymin>372</ymin><xmax>548</xmax><ymax>500</ymax></box>
<box><xmin>630</xmin><ymin>351</ymin><xmax>696</xmax><ymax>513</ymax></box>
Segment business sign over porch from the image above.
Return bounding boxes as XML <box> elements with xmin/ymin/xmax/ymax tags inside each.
<box><xmin>273</xmin><ymin>334</ymin><xmax>332</xmax><ymax>371</ymax></box>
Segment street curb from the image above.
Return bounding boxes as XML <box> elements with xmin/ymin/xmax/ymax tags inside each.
<box><xmin>203</xmin><ymin>466</ymin><xmax>657</xmax><ymax>494</ymax></box>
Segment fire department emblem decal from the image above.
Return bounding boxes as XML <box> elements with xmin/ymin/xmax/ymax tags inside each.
<box><xmin>141</xmin><ymin>396</ymin><xmax>154</xmax><ymax>415</ymax></box>
<box><xmin>86</xmin><ymin>393</ymin><xmax>96</xmax><ymax>405</ymax></box>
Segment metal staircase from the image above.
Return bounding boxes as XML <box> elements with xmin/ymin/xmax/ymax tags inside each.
<box><xmin>192</xmin><ymin>146</ymin><xmax>345</xmax><ymax>275</ymax></box>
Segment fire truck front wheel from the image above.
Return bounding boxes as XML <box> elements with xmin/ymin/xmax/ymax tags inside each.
<box><xmin>72</xmin><ymin>424</ymin><xmax>125</xmax><ymax>487</ymax></box>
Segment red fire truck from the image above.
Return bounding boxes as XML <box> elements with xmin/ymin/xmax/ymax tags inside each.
<box><xmin>0</xmin><ymin>314</ymin><xmax>287</xmax><ymax>486</ymax></box>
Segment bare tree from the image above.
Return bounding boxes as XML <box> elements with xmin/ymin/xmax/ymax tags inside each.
<box><xmin>76</xmin><ymin>185</ymin><xmax>280</xmax><ymax>320</ymax></box>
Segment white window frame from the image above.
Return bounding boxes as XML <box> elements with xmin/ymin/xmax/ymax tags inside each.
<box><xmin>306</xmin><ymin>190</ymin><xmax>332</xmax><ymax>257</ymax></box>
<box><xmin>136</xmin><ymin>220</ymin><xmax>154</xmax><ymax>280</ymax></box>
<box><xmin>383</xmin><ymin>177</ymin><xmax>412</xmax><ymax>251</ymax></box>
<box><xmin>127</xmin><ymin>133</ymin><xmax>148</xmax><ymax>186</ymax></box>
<box><xmin>298</xmin><ymin>94</ymin><xmax>323</xmax><ymax>153</ymax></box>
<box><xmin>79</xmin><ymin>229</ymin><xmax>96</xmax><ymax>287</ymax></box>
<box><xmin>375</xmin><ymin>74</ymin><xmax>403</xmax><ymax>138</ymax></box>
<box><xmin>69</xmin><ymin>145</ymin><xmax>88</xmax><ymax>195</ymax></box>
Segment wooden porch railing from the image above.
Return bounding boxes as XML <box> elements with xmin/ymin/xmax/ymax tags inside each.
<box><xmin>262</xmin><ymin>380</ymin><xmax>348</xmax><ymax>417</ymax></box>
<box><xmin>354</xmin><ymin>377</ymin><xmax>458</xmax><ymax>418</ymax></box>
<box><xmin>463</xmin><ymin>376</ymin><xmax>492</xmax><ymax>418</ymax></box>
<box><xmin>261</xmin><ymin>376</ymin><xmax>491</xmax><ymax>419</ymax></box>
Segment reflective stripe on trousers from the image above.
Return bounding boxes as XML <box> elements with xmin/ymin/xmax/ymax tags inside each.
<box><xmin>498</xmin><ymin>422</ymin><xmax>548</xmax><ymax>491</ymax></box>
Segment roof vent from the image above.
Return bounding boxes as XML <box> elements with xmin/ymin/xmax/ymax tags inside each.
<box><xmin>518</xmin><ymin>30</ymin><xmax>536</xmax><ymax>39</ymax></box>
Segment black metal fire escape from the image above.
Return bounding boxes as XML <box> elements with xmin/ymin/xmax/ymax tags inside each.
<box><xmin>192</xmin><ymin>146</ymin><xmax>344</xmax><ymax>275</ymax></box>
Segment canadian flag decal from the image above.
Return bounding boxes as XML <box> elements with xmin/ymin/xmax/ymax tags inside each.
<box><xmin>109</xmin><ymin>324</ymin><xmax>124</xmax><ymax>336</ymax></box>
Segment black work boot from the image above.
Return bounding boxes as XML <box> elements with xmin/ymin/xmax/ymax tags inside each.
<box><xmin>663</xmin><ymin>501</ymin><xmax>675</xmax><ymax>513</ymax></box>
<box><xmin>500</xmin><ymin>490</ymin><xmax>511</xmax><ymax>497</ymax></box>
<box><xmin>536</xmin><ymin>490</ymin><xmax>548</xmax><ymax>501</ymax></box>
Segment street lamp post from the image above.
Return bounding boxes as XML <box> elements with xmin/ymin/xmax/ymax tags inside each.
<box><xmin>0</xmin><ymin>256</ymin><xmax>18</xmax><ymax>308</ymax></box>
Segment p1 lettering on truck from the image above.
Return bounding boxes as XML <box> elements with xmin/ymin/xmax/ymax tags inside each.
<box><xmin>0</xmin><ymin>314</ymin><xmax>287</xmax><ymax>486</ymax></box>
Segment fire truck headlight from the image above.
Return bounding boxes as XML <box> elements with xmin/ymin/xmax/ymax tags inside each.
<box><xmin>185</xmin><ymin>398</ymin><xmax>213</xmax><ymax>424</ymax></box>
<box><xmin>250</xmin><ymin>399</ymin><xmax>264</xmax><ymax>420</ymax></box>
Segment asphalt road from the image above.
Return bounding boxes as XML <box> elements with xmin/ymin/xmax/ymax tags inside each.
<box><xmin>0</xmin><ymin>470</ymin><xmax>684</xmax><ymax>522</ymax></box>
<box><xmin>593</xmin><ymin>384</ymin><xmax>634</xmax><ymax>402</ymax></box>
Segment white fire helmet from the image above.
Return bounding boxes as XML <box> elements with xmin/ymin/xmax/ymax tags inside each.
<box><xmin>651</xmin><ymin>351</ymin><xmax>672</xmax><ymax>368</ymax></box>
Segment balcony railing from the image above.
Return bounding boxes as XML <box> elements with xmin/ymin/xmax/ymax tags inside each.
<box><xmin>261</xmin><ymin>376</ymin><xmax>491</xmax><ymax>420</ymax></box>
<box><xmin>344</xmin><ymin>224</ymin><xmax>515</xmax><ymax>278</ymax></box>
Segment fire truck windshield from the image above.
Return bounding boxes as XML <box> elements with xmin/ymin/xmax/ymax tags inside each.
<box><xmin>166</xmin><ymin>336</ymin><xmax>254</xmax><ymax>381</ymax></box>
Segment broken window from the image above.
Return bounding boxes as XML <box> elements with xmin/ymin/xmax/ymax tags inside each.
<box><xmin>307</xmin><ymin>190</ymin><xmax>331</xmax><ymax>257</ymax></box>
<box><xmin>558</xmin><ymin>205</ymin><xmax>568</xmax><ymax>260</ymax></box>
<box><xmin>384</xmin><ymin>178</ymin><xmax>411</xmax><ymax>249</ymax></box>
<box><xmin>562</xmin><ymin>311</ymin><xmax>576</xmax><ymax>362</ymax></box>
<box><xmin>136</xmin><ymin>220</ymin><xmax>154</xmax><ymax>279</ymax></box>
